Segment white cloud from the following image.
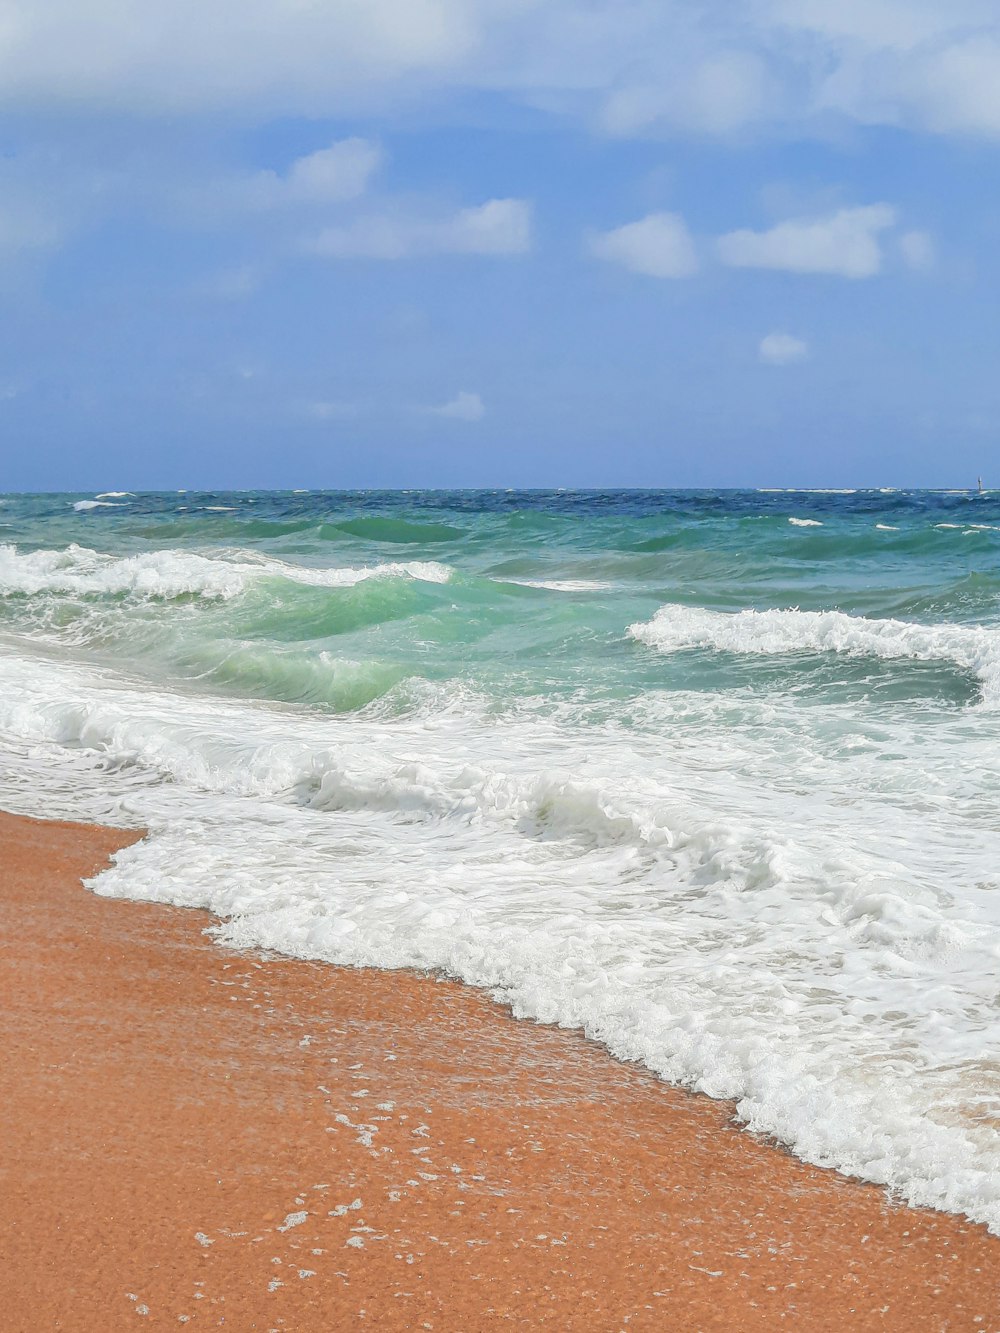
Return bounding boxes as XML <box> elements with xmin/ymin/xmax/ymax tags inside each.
<box><xmin>0</xmin><ymin>0</ymin><xmax>998</xmax><ymax>147</ymax></box>
<box><xmin>775</xmin><ymin>6</ymin><xmax>1000</xmax><ymax>139</ymax></box>
<box><xmin>308</xmin><ymin>198</ymin><xmax>531</xmax><ymax>260</ymax></box>
<box><xmin>907</xmin><ymin>37</ymin><xmax>1000</xmax><ymax>137</ymax></box>
<box><xmin>0</xmin><ymin>0</ymin><xmax>479</xmax><ymax>113</ymax></box>
<box><xmin>769</xmin><ymin>0</ymin><xmax>962</xmax><ymax>53</ymax></box>
<box><xmin>274</xmin><ymin>138</ymin><xmax>382</xmax><ymax>204</ymax></box>
<box><xmin>599</xmin><ymin>50</ymin><xmax>772</xmax><ymax>137</ymax></box>
<box><xmin>201</xmin><ymin>138</ymin><xmax>382</xmax><ymax>217</ymax></box>
<box><xmin>759</xmin><ymin>332</ymin><xmax>809</xmax><ymax>365</ymax></box>
<box><xmin>588</xmin><ymin>212</ymin><xmax>698</xmax><ymax>278</ymax></box>
<box><xmin>900</xmin><ymin>229</ymin><xmax>935</xmax><ymax>270</ymax></box>
<box><xmin>717</xmin><ymin>205</ymin><xmax>897</xmax><ymax>278</ymax></box>
<box><xmin>423</xmin><ymin>390</ymin><xmax>484</xmax><ymax>421</ymax></box>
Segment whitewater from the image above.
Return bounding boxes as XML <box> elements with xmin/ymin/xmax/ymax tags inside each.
<box><xmin>2</xmin><ymin>488</ymin><xmax>1000</xmax><ymax>1231</ymax></box>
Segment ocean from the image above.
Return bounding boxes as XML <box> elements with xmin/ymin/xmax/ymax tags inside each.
<box><xmin>1</xmin><ymin>487</ymin><xmax>999</xmax><ymax>1231</ymax></box>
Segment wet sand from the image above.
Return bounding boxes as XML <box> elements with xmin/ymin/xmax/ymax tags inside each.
<box><xmin>2</xmin><ymin>810</ymin><xmax>998</xmax><ymax>1330</ymax></box>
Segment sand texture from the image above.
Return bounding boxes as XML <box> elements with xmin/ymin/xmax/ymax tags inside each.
<box><xmin>1</xmin><ymin>810</ymin><xmax>998</xmax><ymax>1330</ymax></box>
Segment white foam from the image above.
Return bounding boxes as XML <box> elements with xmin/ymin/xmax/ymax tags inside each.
<box><xmin>266</xmin><ymin>557</ymin><xmax>452</xmax><ymax>589</ymax></box>
<box><xmin>629</xmin><ymin>603</ymin><xmax>1000</xmax><ymax>704</ymax></box>
<box><xmin>788</xmin><ymin>518</ymin><xmax>823</xmax><ymax>527</ymax></box>
<box><xmin>95</xmin><ymin>492</ymin><xmax>134</xmax><ymax>499</ymax></box>
<box><xmin>2</xmin><ymin>644</ymin><xmax>1000</xmax><ymax>1232</ymax></box>
<box><xmin>501</xmin><ymin>578</ymin><xmax>615</xmax><ymax>592</ymax></box>
<box><xmin>875</xmin><ymin>524</ymin><xmax>899</xmax><ymax>531</ymax></box>
<box><xmin>72</xmin><ymin>500</ymin><xmax>122</xmax><ymax>511</ymax></box>
<box><xmin>0</xmin><ymin>544</ymin><xmax>452</xmax><ymax>601</ymax></box>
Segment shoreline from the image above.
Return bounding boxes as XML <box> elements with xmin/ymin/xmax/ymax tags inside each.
<box><xmin>2</xmin><ymin>809</ymin><xmax>997</xmax><ymax>1330</ymax></box>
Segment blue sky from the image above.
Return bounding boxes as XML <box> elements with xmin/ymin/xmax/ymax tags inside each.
<box><xmin>2</xmin><ymin>0</ymin><xmax>1000</xmax><ymax>489</ymax></box>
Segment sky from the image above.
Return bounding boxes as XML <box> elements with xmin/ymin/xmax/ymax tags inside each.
<box><xmin>2</xmin><ymin>0</ymin><xmax>1000</xmax><ymax>490</ymax></box>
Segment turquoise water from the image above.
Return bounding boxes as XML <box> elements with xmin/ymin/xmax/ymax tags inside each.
<box><xmin>2</xmin><ymin>488</ymin><xmax>1000</xmax><ymax>1230</ymax></box>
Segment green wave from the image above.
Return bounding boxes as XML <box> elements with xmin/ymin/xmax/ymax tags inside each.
<box><xmin>332</xmin><ymin>516</ymin><xmax>467</xmax><ymax>543</ymax></box>
<box><xmin>165</xmin><ymin>639</ymin><xmax>413</xmax><ymax>711</ymax></box>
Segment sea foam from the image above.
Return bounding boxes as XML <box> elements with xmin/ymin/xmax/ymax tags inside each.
<box><xmin>629</xmin><ymin>604</ymin><xmax>1000</xmax><ymax>704</ymax></box>
<box><xmin>3</xmin><ymin>490</ymin><xmax>1000</xmax><ymax>1238</ymax></box>
<box><xmin>0</xmin><ymin>543</ymin><xmax>452</xmax><ymax>601</ymax></box>
<box><xmin>1</xmin><ymin>643</ymin><xmax>1000</xmax><ymax>1232</ymax></box>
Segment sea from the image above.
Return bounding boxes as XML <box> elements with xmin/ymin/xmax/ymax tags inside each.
<box><xmin>1</xmin><ymin>488</ymin><xmax>999</xmax><ymax>1231</ymax></box>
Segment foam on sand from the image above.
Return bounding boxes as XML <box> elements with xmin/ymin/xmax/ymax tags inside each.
<box><xmin>2</xmin><ymin>644</ymin><xmax>1000</xmax><ymax>1233</ymax></box>
<box><xmin>6</xmin><ymin>808</ymin><xmax>993</xmax><ymax>1329</ymax></box>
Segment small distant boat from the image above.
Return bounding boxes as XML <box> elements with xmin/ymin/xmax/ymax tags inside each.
<box><xmin>978</xmin><ymin>476</ymin><xmax>985</xmax><ymax>493</ymax></box>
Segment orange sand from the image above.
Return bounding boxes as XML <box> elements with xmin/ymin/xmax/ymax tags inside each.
<box><xmin>1</xmin><ymin>810</ymin><xmax>998</xmax><ymax>1330</ymax></box>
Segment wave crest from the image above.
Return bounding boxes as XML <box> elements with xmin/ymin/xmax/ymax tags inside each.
<box><xmin>0</xmin><ymin>543</ymin><xmax>453</xmax><ymax>602</ymax></box>
<box><xmin>629</xmin><ymin>604</ymin><xmax>1000</xmax><ymax>704</ymax></box>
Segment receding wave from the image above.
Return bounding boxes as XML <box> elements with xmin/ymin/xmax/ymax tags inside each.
<box><xmin>3</xmin><ymin>646</ymin><xmax>1000</xmax><ymax>1232</ymax></box>
<box><xmin>629</xmin><ymin>604</ymin><xmax>1000</xmax><ymax>704</ymax></box>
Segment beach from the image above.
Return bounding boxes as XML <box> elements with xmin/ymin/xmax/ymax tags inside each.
<box><xmin>7</xmin><ymin>0</ymin><xmax>1000</xmax><ymax>1311</ymax></box>
<box><xmin>3</xmin><ymin>809</ymin><xmax>997</xmax><ymax>1331</ymax></box>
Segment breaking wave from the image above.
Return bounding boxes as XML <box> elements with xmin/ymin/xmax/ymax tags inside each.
<box><xmin>0</xmin><ymin>544</ymin><xmax>453</xmax><ymax>602</ymax></box>
<box><xmin>629</xmin><ymin>604</ymin><xmax>1000</xmax><ymax>704</ymax></box>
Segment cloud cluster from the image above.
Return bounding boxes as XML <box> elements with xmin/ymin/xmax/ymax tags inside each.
<box><xmin>166</xmin><ymin>136</ymin><xmax>532</xmax><ymax>272</ymax></box>
<box><xmin>718</xmin><ymin>206</ymin><xmax>897</xmax><ymax>279</ymax></box>
<box><xmin>1</xmin><ymin>1</ymin><xmax>1000</xmax><ymax>142</ymax></box>
<box><xmin>591</xmin><ymin>204</ymin><xmax>922</xmax><ymax>281</ymax></box>
<box><xmin>0</xmin><ymin>0</ymin><xmax>477</xmax><ymax>114</ymax></box>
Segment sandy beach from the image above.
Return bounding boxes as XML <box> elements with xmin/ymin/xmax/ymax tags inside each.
<box><xmin>2</xmin><ymin>809</ymin><xmax>997</xmax><ymax>1331</ymax></box>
